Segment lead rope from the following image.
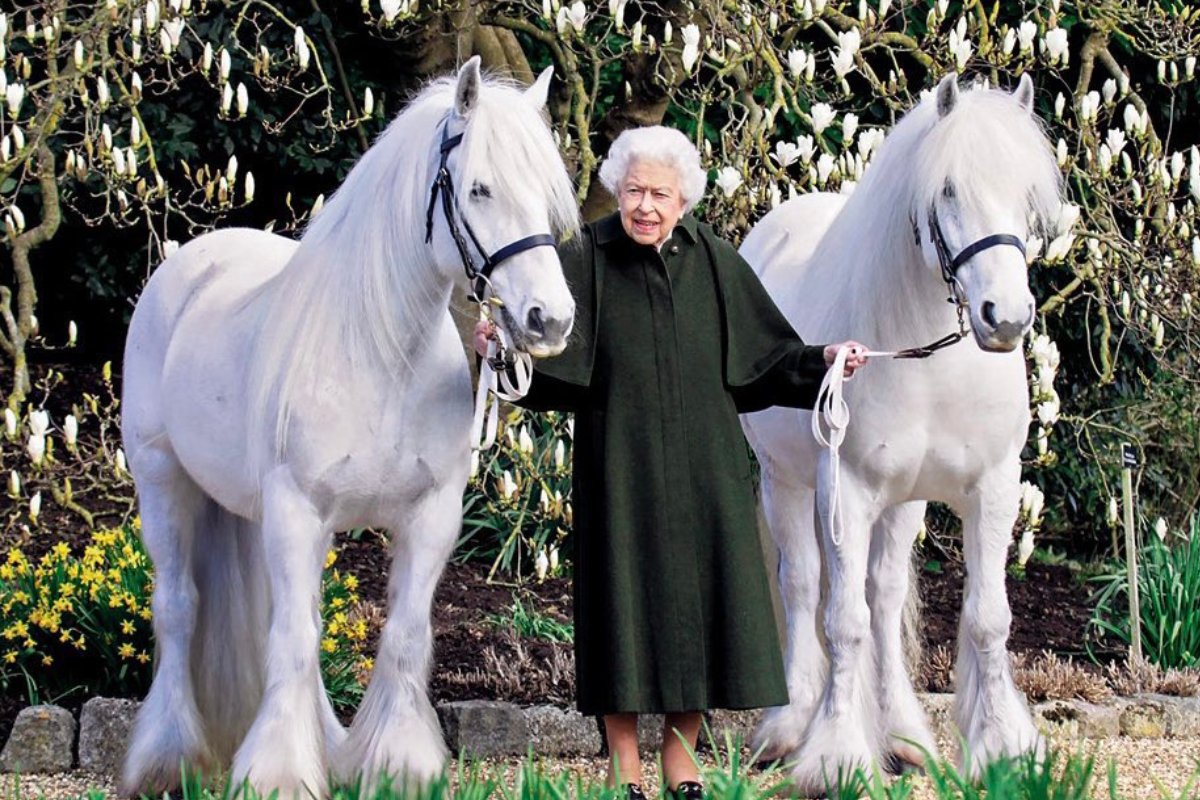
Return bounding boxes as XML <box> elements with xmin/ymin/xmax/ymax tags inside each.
<box><xmin>469</xmin><ymin>307</ymin><xmax>533</xmax><ymax>451</ymax></box>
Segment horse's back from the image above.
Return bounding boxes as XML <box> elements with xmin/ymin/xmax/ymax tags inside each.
<box><xmin>739</xmin><ymin>193</ymin><xmax>846</xmax><ymax>310</ymax></box>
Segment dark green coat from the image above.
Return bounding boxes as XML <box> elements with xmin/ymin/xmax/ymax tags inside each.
<box><xmin>520</xmin><ymin>212</ymin><xmax>828</xmax><ymax>716</ymax></box>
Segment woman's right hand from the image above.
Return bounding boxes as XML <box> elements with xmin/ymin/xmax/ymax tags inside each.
<box><xmin>473</xmin><ymin>319</ymin><xmax>497</xmax><ymax>358</ymax></box>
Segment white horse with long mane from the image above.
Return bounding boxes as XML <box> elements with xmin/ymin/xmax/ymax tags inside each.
<box><xmin>120</xmin><ymin>58</ymin><xmax>578</xmax><ymax>798</ymax></box>
<box><xmin>739</xmin><ymin>74</ymin><xmax>1061</xmax><ymax>792</ymax></box>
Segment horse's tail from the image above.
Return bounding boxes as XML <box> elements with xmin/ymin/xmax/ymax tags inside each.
<box><xmin>190</xmin><ymin>498</ymin><xmax>270</xmax><ymax>764</ymax></box>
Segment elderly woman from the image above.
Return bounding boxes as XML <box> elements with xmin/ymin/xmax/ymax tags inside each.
<box><xmin>475</xmin><ymin>127</ymin><xmax>867</xmax><ymax>799</ymax></box>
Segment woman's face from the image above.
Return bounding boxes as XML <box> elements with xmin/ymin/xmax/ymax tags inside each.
<box><xmin>617</xmin><ymin>160</ymin><xmax>686</xmax><ymax>247</ymax></box>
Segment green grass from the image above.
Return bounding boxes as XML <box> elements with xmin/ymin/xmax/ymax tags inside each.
<box><xmin>486</xmin><ymin>593</ymin><xmax>574</xmax><ymax>644</ymax></box>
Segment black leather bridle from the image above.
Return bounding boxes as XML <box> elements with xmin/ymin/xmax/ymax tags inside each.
<box><xmin>424</xmin><ymin>120</ymin><xmax>556</xmax><ymax>302</ymax></box>
<box><xmin>898</xmin><ymin>205</ymin><xmax>1027</xmax><ymax>358</ymax></box>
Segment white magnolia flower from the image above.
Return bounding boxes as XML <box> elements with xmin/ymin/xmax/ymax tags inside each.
<box><xmin>1017</xmin><ymin>529</ymin><xmax>1035</xmax><ymax>566</ymax></box>
<box><xmin>794</xmin><ymin>134</ymin><xmax>816</xmax><ymax>163</ymax></box>
<box><xmin>74</xmin><ymin>39</ymin><xmax>85</xmax><ymax>69</ymax></box>
<box><xmin>27</xmin><ymin>433</ymin><xmax>46</xmax><ymax>465</ymax></box>
<box><xmin>1102</xmin><ymin>79</ymin><xmax>1117</xmax><ymax>105</ymax></box>
<box><xmin>1036</xmin><ymin>397</ymin><xmax>1060</xmax><ymax>426</ymax></box>
<box><xmin>787</xmin><ymin>49</ymin><xmax>807</xmax><ymax>80</ymax></box>
<box><xmin>1108</xmin><ymin>497</ymin><xmax>1119</xmax><ymax>526</ymax></box>
<box><xmin>535</xmin><ymin>549</ymin><xmax>550</xmax><ymax>580</ymax></box>
<box><xmin>518</xmin><ymin>426</ymin><xmax>534</xmax><ymax>453</ymax></box>
<box><xmin>380</xmin><ymin>0</ymin><xmax>401</xmax><ymax>22</ymax></box>
<box><xmin>202</xmin><ymin>42</ymin><xmax>213</xmax><ymax>73</ymax></box>
<box><xmin>1017</xmin><ymin>20</ymin><xmax>1036</xmax><ymax>52</ymax></box>
<box><xmin>1154</xmin><ymin>517</ymin><xmax>1168</xmax><ymax>542</ymax></box>
<box><xmin>5</xmin><ymin>83</ymin><xmax>24</xmax><ymax>117</ymax></box>
<box><xmin>115</xmin><ymin>447</ymin><xmax>127</xmax><ymax>474</ymax></box>
<box><xmin>3</xmin><ymin>408</ymin><xmax>16</xmax><ymax>438</ymax></box>
<box><xmin>221</xmin><ymin>83</ymin><xmax>233</xmax><ymax>114</ymax></box>
<box><xmin>64</xmin><ymin>414</ymin><xmax>78</xmax><ymax>447</ymax></box>
<box><xmin>220</xmin><ymin>47</ymin><xmax>231</xmax><ymax>82</ymax></box>
<box><xmin>144</xmin><ymin>0</ymin><xmax>159</xmax><ymax>32</ymax></box>
<box><xmin>164</xmin><ymin>18</ymin><xmax>183</xmax><ymax>46</ymax></box>
<box><xmin>500</xmin><ymin>470</ymin><xmax>517</xmax><ymax>500</ymax></box>
<box><xmin>832</xmin><ymin>48</ymin><xmax>855</xmax><ymax>79</ymax></box>
<box><xmin>29</xmin><ymin>491</ymin><xmax>41</xmax><ymax>522</ymax></box>
<box><xmin>236</xmin><ymin>82</ymin><xmax>248</xmax><ymax>116</ymax></box>
<box><xmin>566</xmin><ymin>1</ymin><xmax>586</xmax><ymax>33</ymax></box>
<box><xmin>949</xmin><ymin>29</ymin><xmax>973</xmax><ymax>70</ymax></box>
<box><xmin>549</xmin><ymin>547</ymin><xmax>560</xmax><ymax>572</ymax></box>
<box><xmin>1055</xmin><ymin>203</ymin><xmax>1080</xmax><ymax>236</ymax></box>
<box><xmin>1170</xmin><ymin>150</ymin><xmax>1184</xmax><ymax>183</ymax></box>
<box><xmin>554</xmin><ymin>439</ymin><xmax>566</xmax><ymax>470</ymax></box>
<box><xmin>363</xmin><ymin>87</ymin><xmax>374</xmax><ymax>117</ymax></box>
<box><xmin>837</xmin><ymin>28</ymin><xmax>861</xmax><ymax>58</ymax></box>
<box><xmin>1002</xmin><ymin>28</ymin><xmax>1016</xmax><ymax>56</ymax></box>
<box><xmin>1053</xmin><ymin>92</ymin><xmax>1065</xmax><ymax>120</ymax></box>
<box><xmin>1044</xmin><ymin>27</ymin><xmax>1068</xmax><ymax>65</ymax></box>
<box><xmin>1056</xmin><ymin>138</ymin><xmax>1068</xmax><ymax>167</ymax></box>
<box><xmin>294</xmin><ymin>26</ymin><xmax>310</xmax><ymax>71</ymax></box>
<box><xmin>1106</xmin><ymin>128</ymin><xmax>1126</xmax><ymax>157</ymax></box>
<box><xmin>816</xmin><ymin>152</ymin><xmax>836</xmax><ymax>184</ymax></box>
<box><xmin>681</xmin><ymin>24</ymin><xmax>701</xmax><ymax>72</ymax></box>
<box><xmin>29</xmin><ymin>410</ymin><xmax>50</xmax><ymax>438</ymax></box>
<box><xmin>714</xmin><ymin>166</ymin><xmax>742</xmax><ymax>197</ymax></box>
<box><xmin>469</xmin><ymin>450</ymin><xmax>479</xmax><ymax>479</ymax></box>
<box><xmin>772</xmin><ymin>140</ymin><xmax>802</xmax><ymax>167</ymax></box>
<box><xmin>842</xmin><ymin>113</ymin><xmax>859</xmax><ymax>144</ymax></box>
<box><xmin>810</xmin><ymin>102</ymin><xmax>835</xmax><ymax>135</ymax></box>
<box><xmin>1044</xmin><ymin>234</ymin><xmax>1074</xmax><ymax>262</ymax></box>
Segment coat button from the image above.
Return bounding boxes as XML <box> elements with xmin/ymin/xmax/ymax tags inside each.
<box><xmin>670</xmin><ymin>245</ymin><xmax>680</xmax><ymax>254</ymax></box>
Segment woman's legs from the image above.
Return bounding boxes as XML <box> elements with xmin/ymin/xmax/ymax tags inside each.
<box><xmin>604</xmin><ymin>713</ymin><xmax>642</xmax><ymax>787</ymax></box>
<box><xmin>662</xmin><ymin>712</ymin><xmax>703</xmax><ymax>789</ymax></box>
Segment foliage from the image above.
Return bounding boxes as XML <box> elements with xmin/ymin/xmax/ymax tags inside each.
<box><xmin>486</xmin><ymin>593</ymin><xmax>573</xmax><ymax>644</ymax></box>
<box><xmin>459</xmin><ymin>408</ymin><xmax>572</xmax><ymax>581</ymax></box>
<box><xmin>1089</xmin><ymin>515</ymin><xmax>1200</xmax><ymax>668</ymax></box>
<box><xmin>0</xmin><ymin>519</ymin><xmax>373</xmax><ymax>707</ymax></box>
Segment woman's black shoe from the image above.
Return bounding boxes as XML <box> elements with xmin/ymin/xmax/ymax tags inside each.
<box><xmin>622</xmin><ymin>783</ymin><xmax>648</xmax><ymax>800</ymax></box>
<box><xmin>671</xmin><ymin>781</ymin><xmax>704</xmax><ymax>800</ymax></box>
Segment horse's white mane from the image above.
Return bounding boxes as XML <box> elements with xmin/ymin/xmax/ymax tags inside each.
<box><xmin>803</xmin><ymin>80</ymin><xmax>1062</xmax><ymax>339</ymax></box>
<box><xmin>245</xmin><ymin>72</ymin><xmax>579</xmax><ymax>481</ymax></box>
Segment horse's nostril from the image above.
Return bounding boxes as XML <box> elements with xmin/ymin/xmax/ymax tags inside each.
<box><xmin>527</xmin><ymin>306</ymin><xmax>545</xmax><ymax>337</ymax></box>
<box><xmin>982</xmin><ymin>301</ymin><xmax>998</xmax><ymax>329</ymax></box>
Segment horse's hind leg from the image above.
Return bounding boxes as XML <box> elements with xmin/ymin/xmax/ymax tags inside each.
<box><xmin>121</xmin><ymin>447</ymin><xmax>216</xmax><ymax>796</ymax></box>
<box><xmin>954</xmin><ymin>471</ymin><xmax>1041</xmax><ymax>776</ymax></box>
<box><xmin>751</xmin><ymin>470</ymin><xmax>826</xmax><ymax>763</ymax></box>
<box><xmin>333</xmin><ymin>482</ymin><xmax>458</xmax><ymax>793</ymax></box>
<box><xmin>868</xmin><ymin>502</ymin><xmax>937</xmax><ymax>771</ymax></box>
<box><xmin>230</xmin><ymin>469</ymin><xmax>333</xmax><ymax>800</ymax></box>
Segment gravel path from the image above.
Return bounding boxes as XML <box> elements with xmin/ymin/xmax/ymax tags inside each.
<box><xmin>2</xmin><ymin>737</ymin><xmax>1197</xmax><ymax>799</ymax></box>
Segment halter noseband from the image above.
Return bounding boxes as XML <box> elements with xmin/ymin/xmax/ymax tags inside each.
<box><xmin>901</xmin><ymin>206</ymin><xmax>1027</xmax><ymax>358</ymax></box>
<box><xmin>424</xmin><ymin>121</ymin><xmax>556</xmax><ymax>302</ymax></box>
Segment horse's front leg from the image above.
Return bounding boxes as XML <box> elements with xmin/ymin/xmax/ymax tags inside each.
<box><xmin>751</xmin><ymin>469</ymin><xmax>826</xmax><ymax>763</ymax></box>
<box><xmin>230</xmin><ymin>469</ymin><xmax>333</xmax><ymax>800</ymax></box>
<box><xmin>333</xmin><ymin>480</ymin><xmax>460</xmax><ymax>793</ymax></box>
<box><xmin>953</xmin><ymin>471</ymin><xmax>1042</xmax><ymax>776</ymax></box>
<box><xmin>789</xmin><ymin>461</ymin><xmax>882</xmax><ymax>796</ymax></box>
<box><xmin>868</xmin><ymin>501</ymin><xmax>937</xmax><ymax>770</ymax></box>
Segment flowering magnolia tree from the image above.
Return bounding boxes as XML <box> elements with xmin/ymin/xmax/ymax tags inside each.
<box><xmin>2</xmin><ymin>0</ymin><xmax>1198</xmax><ymax>549</ymax></box>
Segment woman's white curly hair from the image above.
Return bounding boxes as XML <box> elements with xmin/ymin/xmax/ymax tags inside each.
<box><xmin>598</xmin><ymin>126</ymin><xmax>708</xmax><ymax>212</ymax></box>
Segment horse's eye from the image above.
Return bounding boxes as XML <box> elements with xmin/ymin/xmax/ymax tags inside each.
<box><xmin>942</xmin><ymin>181</ymin><xmax>957</xmax><ymax>200</ymax></box>
<box><xmin>470</xmin><ymin>182</ymin><xmax>492</xmax><ymax>199</ymax></box>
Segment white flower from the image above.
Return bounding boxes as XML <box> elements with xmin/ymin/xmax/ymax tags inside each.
<box><xmin>219</xmin><ymin>47</ymin><xmax>231</xmax><ymax>82</ymax></box>
<box><xmin>27</xmin><ymin>433</ymin><xmax>46</xmax><ymax>465</ymax></box>
<box><xmin>1055</xmin><ymin>203</ymin><xmax>1080</xmax><ymax>236</ymax></box>
<box><xmin>554</xmin><ymin>439</ymin><xmax>566</xmax><ymax>470</ymax></box>
<box><xmin>1018</xmin><ymin>20</ymin><xmax>1036</xmax><ymax>52</ymax></box>
<box><xmin>714</xmin><ymin>166</ymin><xmax>742</xmax><ymax>197</ymax></box>
<box><xmin>145</xmin><ymin>0</ymin><xmax>159</xmax><ymax>33</ymax></box>
<box><xmin>795</xmin><ymin>134</ymin><xmax>816</xmax><ymax>163</ymax></box>
<box><xmin>787</xmin><ymin>49</ymin><xmax>807</xmax><ymax>80</ymax></box>
<box><xmin>1036</xmin><ymin>397</ymin><xmax>1060</xmax><ymax>426</ymax></box>
<box><xmin>74</xmin><ymin>39</ymin><xmax>85</xmax><ymax>69</ymax></box>
<box><xmin>221</xmin><ymin>83</ymin><xmax>233</xmax><ymax>114</ymax></box>
<box><xmin>1105</xmin><ymin>128</ymin><xmax>1126</xmax><ymax>157</ymax></box>
<box><xmin>518</xmin><ymin>426</ymin><xmax>534</xmax><ymax>454</ymax></box>
<box><xmin>6</xmin><ymin>471</ymin><xmax>17</xmax><ymax>498</ymax></box>
<box><xmin>1123</xmin><ymin>103</ymin><xmax>1141</xmax><ymax>134</ymax></box>
<box><xmin>1053</xmin><ymin>93</ymin><xmax>1065</xmax><ymax>120</ymax></box>
<box><xmin>772</xmin><ymin>140</ymin><xmax>801</xmax><ymax>167</ymax></box>
<box><xmin>294</xmin><ymin>26</ymin><xmax>310</xmax><ymax>71</ymax></box>
<box><xmin>3</xmin><ymin>408</ymin><xmax>15</xmax><ymax>438</ymax></box>
<box><xmin>1154</xmin><ymin>517</ymin><xmax>1168</xmax><ymax>542</ymax></box>
<box><xmin>837</xmin><ymin>27</ymin><xmax>861</xmax><ymax>58</ymax></box>
<box><xmin>5</xmin><ymin>83</ymin><xmax>24</xmax><ymax>118</ymax></box>
<box><xmin>949</xmin><ymin>29</ymin><xmax>973</xmax><ymax>70</ymax></box>
<box><xmin>1002</xmin><ymin>28</ymin><xmax>1016</xmax><ymax>55</ymax></box>
<box><xmin>841</xmin><ymin>113</ymin><xmax>859</xmax><ymax>144</ymax></box>
<box><xmin>236</xmin><ymin>82</ymin><xmax>248</xmax><ymax>116</ymax></box>
<box><xmin>1102</xmin><ymin>79</ymin><xmax>1117</xmax><ymax>105</ymax></box>
<box><xmin>549</xmin><ymin>547</ymin><xmax>560</xmax><ymax>572</ymax></box>
<box><xmin>469</xmin><ymin>450</ymin><xmax>479</xmax><ymax>479</ymax></box>
<box><xmin>115</xmin><ymin>448</ymin><xmax>127</xmax><ymax>474</ymax></box>
<box><xmin>1170</xmin><ymin>151</ymin><xmax>1184</xmax><ymax>183</ymax></box>
<box><xmin>1017</xmin><ymin>529</ymin><xmax>1035</xmax><ymax>566</ymax></box>
<box><xmin>1044</xmin><ymin>28</ymin><xmax>1068</xmax><ymax>65</ymax></box>
<box><xmin>244</xmin><ymin>172</ymin><xmax>255</xmax><ymax>203</ymax></box>
<box><xmin>816</xmin><ymin>152</ymin><xmax>836</xmax><ymax>185</ymax></box>
<box><xmin>1108</xmin><ymin>497</ymin><xmax>1119</xmax><ymax>526</ymax></box>
<box><xmin>1056</xmin><ymin>138</ymin><xmax>1068</xmax><ymax>167</ymax></box>
<box><xmin>500</xmin><ymin>470</ymin><xmax>516</xmax><ymax>500</ymax></box>
<box><xmin>1044</xmin><ymin>234</ymin><xmax>1073</xmax><ymax>262</ymax></box>
<box><xmin>363</xmin><ymin>87</ymin><xmax>374</xmax><ymax>117</ymax></box>
<box><xmin>857</xmin><ymin>128</ymin><xmax>885</xmax><ymax>159</ymax></box>
<box><xmin>663</xmin><ymin>21</ymin><xmax>672</xmax><ymax>45</ymax></box>
<box><xmin>681</xmin><ymin>24</ymin><xmax>701</xmax><ymax>72</ymax></box>
<box><xmin>539</xmin><ymin>488</ymin><xmax>552</xmax><ymax>513</ymax></box>
<box><xmin>832</xmin><ymin>48</ymin><xmax>855</xmax><ymax>79</ymax></box>
<box><xmin>810</xmin><ymin>102</ymin><xmax>835</xmax><ymax>135</ymax></box>
<box><xmin>202</xmin><ymin>42</ymin><xmax>213</xmax><ymax>73</ymax></box>
<box><xmin>566</xmin><ymin>1</ymin><xmax>586</xmax><ymax>33</ymax></box>
<box><xmin>380</xmin><ymin>0</ymin><xmax>401</xmax><ymax>22</ymax></box>
<box><xmin>64</xmin><ymin>415</ymin><xmax>78</xmax><ymax>447</ymax></box>
<box><xmin>29</xmin><ymin>491</ymin><xmax>41</xmax><ymax>522</ymax></box>
<box><xmin>29</xmin><ymin>410</ymin><xmax>49</xmax><ymax>438</ymax></box>
<box><xmin>535</xmin><ymin>549</ymin><xmax>549</xmax><ymax>580</ymax></box>
<box><xmin>164</xmin><ymin>18</ymin><xmax>183</xmax><ymax>46</ymax></box>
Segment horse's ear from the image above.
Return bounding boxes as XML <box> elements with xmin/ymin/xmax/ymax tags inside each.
<box><xmin>1013</xmin><ymin>73</ymin><xmax>1035</xmax><ymax>113</ymax></box>
<box><xmin>455</xmin><ymin>56</ymin><xmax>482</xmax><ymax>118</ymax></box>
<box><xmin>525</xmin><ymin>66</ymin><xmax>554</xmax><ymax>110</ymax></box>
<box><xmin>936</xmin><ymin>73</ymin><xmax>959</xmax><ymax>118</ymax></box>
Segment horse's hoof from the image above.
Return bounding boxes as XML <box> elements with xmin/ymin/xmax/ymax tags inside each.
<box><xmin>882</xmin><ymin>752</ymin><xmax>927</xmax><ymax>777</ymax></box>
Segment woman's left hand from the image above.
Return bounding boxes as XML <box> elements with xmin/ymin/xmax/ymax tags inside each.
<box><xmin>824</xmin><ymin>341</ymin><xmax>870</xmax><ymax>378</ymax></box>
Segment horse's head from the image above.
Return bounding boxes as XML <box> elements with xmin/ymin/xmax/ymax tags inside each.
<box><xmin>912</xmin><ymin>73</ymin><xmax>1062</xmax><ymax>352</ymax></box>
<box><xmin>427</xmin><ymin>57</ymin><xmax>579</xmax><ymax>358</ymax></box>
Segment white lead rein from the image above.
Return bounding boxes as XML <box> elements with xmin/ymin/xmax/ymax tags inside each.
<box><xmin>811</xmin><ymin>345</ymin><xmax>906</xmax><ymax>547</ymax></box>
<box><xmin>470</xmin><ymin>322</ymin><xmax>533</xmax><ymax>451</ymax></box>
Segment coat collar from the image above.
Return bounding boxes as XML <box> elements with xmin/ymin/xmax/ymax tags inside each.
<box><xmin>594</xmin><ymin>211</ymin><xmax>699</xmax><ymax>247</ymax></box>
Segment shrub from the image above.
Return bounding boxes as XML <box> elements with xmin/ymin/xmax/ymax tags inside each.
<box><xmin>1089</xmin><ymin>515</ymin><xmax>1200</xmax><ymax>669</ymax></box>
